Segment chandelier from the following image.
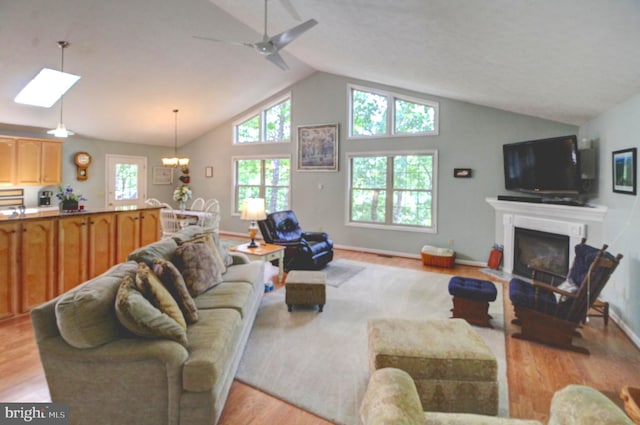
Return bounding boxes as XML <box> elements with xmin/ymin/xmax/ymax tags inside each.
<box><xmin>161</xmin><ymin>109</ymin><xmax>189</xmax><ymax>167</ymax></box>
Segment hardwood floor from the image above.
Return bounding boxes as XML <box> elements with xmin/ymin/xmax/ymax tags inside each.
<box><xmin>1</xmin><ymin>245</ymin><xmax>639</xmax><ymax>424</ymax></box>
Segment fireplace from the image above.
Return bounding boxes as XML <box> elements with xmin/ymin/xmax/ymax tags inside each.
<box><xmin>486</xmin><ymin>197</ymin><xmax>607</xmax><ymax>277</ymax></box>
<box><xmin>513</xmin><ymin>227</ymin><xmax>569</xmax><ymax>282</ymax></box>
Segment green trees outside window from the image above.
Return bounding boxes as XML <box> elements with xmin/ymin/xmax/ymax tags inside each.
<box><xmin>350</xmin><ymin>153</ymin><xmax>435</xmax><ymax>228</ymax></box>
<box><xmin>235</xmin><ymin>96</ymin><xmax>291</xmax><ymax>144</ymax></box>
<box><xmin>235</xmin><ymin>157</ymin><xmax>290</xmax><ymax>213</ymax></box>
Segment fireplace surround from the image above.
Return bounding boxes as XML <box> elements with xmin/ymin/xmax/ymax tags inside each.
<box><xmin>486</xmin><ymin>198</ymin><xmax>607</xmax><ymax>276</ymax></box>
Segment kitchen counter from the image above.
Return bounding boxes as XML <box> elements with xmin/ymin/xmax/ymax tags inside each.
<box><xmin>0</xmin><ymin>205</ymin><xmax>161</xmax><ymax>222</ymax></box>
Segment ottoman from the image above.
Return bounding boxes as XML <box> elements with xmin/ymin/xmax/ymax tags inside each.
<box><xmin>368</xmin><ymin>318</ymin><xmax>498</xmax><ymax>416</ymax></box>
<box><xmin>285</xmin><ymin>270</ymin><xmax>326</xmax><ymax>312</ymax></box>
<box><xmin>448</xmin><ymin>276</ymin><xmax>497</xmax><ymax>327</ymax></box>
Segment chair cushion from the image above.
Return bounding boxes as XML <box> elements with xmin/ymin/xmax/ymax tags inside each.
<box><xmin>509</xmin><ymin>278</ymin><xmax>558</xmax><ymax>314</ymax></box>
<box><xmin>448</xmin><ymin>276</ymin><xmax>497</xmax><ymax>302</ymax></box>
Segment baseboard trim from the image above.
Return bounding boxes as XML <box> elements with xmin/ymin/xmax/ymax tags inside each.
<box><xmin>608</xmin><ymin>310</ymin><xmax>640</xmax><ymax>350</ymax></box>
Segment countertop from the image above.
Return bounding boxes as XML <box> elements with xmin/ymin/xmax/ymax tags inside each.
<box><xmin>0</xmin><ymin>205</ymin><xmax>162</xmax><ymax>222</ymax></box>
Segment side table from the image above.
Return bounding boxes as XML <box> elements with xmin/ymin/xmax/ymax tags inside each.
<box><xmin>230</xmin><ymin>243</ymin><xmax>285</xmax><ymax>290</ymax></box>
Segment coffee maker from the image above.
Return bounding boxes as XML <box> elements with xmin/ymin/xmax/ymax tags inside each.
<box><xmin>38</xmin><ymin>190</ymin><xmax>53</xmax><ymax>206</ymax></box>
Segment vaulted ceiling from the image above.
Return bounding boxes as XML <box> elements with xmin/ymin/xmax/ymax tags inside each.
<box><xmin>2</xmin><ymin>0</ymin><xmax>639</xmax><ymax>147</ymax></box>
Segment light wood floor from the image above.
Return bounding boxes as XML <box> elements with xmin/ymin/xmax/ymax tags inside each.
<box><xmin>1</xmin><ymin>245</ymin><xmax>639</xmax><ymax>424</ymax></box>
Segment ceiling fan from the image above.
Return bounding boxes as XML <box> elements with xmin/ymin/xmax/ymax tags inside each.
<box><xmin>195</xmin><ymin>0</ymin><xmax>318</xmax><ymax>71</ymax></box>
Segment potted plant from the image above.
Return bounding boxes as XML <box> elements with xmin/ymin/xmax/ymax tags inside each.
<box><xmin>173</xmin><ymin>185</ymin><xmax>192</xmax><ymax>211</ymax></box>
<box><xmin>56</xmin><ymin>185</ymin><xmax>86</xmax><ymax>212</ymax></box>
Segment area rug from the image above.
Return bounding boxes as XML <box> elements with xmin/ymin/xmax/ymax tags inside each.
<box><xmin>324</xmin><ymin>259</ymin><xmax>366</xmax><ymax>287</ymax></box>
<box><xmin>236</xmin><ymin>260</ymin><xmax>508</xmax><ymax>425</ymax></box>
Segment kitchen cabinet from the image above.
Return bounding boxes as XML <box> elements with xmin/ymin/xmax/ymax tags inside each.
<box><xmin>115</xmin><ymin>211</ymin><xmax>141</xmax><ymax>263</ymax></box>
<box><xmin>140</xmin><ymin>208</ymin><xmax>161</xmax><ymax>246</ymax></box>
<box><xmin>0</xmin><ymin>222</ymin><xmax>19</xmax><ymax>319</ymax></box>
<box><xmin>88</xmin><ymin>213</ymin><xmax>116</xmax><ymax>278</ymax></box>
<box><xmin>57</xmin><ymin>215</ymin><xmax>89</xmax><ymax>293</ymax></box>
<box><xmin>20</xmin><ymin>219</ymin><xmax>56</xmax><ymax>313</ymax></box>
<box><xmin>0</xmin><ymin>138</ymin><xmax>16</xmax><ymax>186</ymax></box>
<box><xmin>14</xmin><ymin>138</ymin><xmax>63</xmax><ymax>186</ymax></box>
<box><xmin>0</xmin><ymin>207</ymin><xmax>160</xmax><ymax>320</ymax></box>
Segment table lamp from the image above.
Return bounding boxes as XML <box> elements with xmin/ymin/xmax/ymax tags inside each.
<box><xmin>240</xmin><ymin>198</ymin><xmax>266</xmax><ymax>248</ymax></box>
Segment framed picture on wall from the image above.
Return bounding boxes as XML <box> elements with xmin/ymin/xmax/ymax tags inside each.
<box><xmin>152</xmin><ymin>167</ymin><xmax>173</xmax><ymax>185</ymax></box>
<box><xmin>297</xmin><ymin>123</ymin><xmax>339</xmax><ymax>171</ymax></box>
<box><xmin>612</xmin><ymin>148</ymin><xmax>637</xmax><ymax>195</ymax></box>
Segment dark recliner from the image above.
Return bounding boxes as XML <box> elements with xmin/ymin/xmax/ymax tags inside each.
<box><xmin>258</xmin><ymin>210</ymin><xmax>333</xmax><ymax>272</ymax></box>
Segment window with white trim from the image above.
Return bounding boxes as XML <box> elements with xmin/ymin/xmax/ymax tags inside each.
<box><xmin>348</xmin><ymin>85</ymin><xmax>438</xmax><ymax>138</ymax></box>
<box><xmin>233</xmin><ymin>156</ymin><xmax>291</xmax><ymax>214</ymax></box>
<box><xmin>234</xmin><ymin>95</ymin><xmax>291</xmax><ymax>144</ymax></box>
<box><xmin>348</xmin><ymin>151</ymin><xmax>437</xmax><ymax>231</ymax></box>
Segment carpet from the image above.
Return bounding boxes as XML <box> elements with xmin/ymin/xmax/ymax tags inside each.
<box><xmin>324</xmin><ymin>259</ymin><xmax>366</xmax><ymax>287</ymax></box>
<box><xmin>236</xmin><ymin>260</ymin><xmax>508</xmax><ymax>425</ymax></box>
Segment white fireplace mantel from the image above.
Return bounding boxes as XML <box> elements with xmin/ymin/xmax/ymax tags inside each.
<box><xmin>486</xmin><ymin>198</ymin><xmax>608</xmax><ymax>274</ymax></box>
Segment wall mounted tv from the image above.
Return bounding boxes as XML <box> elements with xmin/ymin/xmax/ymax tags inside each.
<box><xmin>503</xmin><ymin>135</ymin><xmax>581</xmax><ymax>194</ymax></box>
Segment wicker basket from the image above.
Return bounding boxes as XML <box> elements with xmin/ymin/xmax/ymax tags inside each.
<box><xmin>621</xmin><ymin>386</ymin><xmax>640</xmax><ymax>424</ymax></box>
<box><xmin>421</xmin><ymin>246</ymin><xmax>456</xmax><ymax>268</ymax></box>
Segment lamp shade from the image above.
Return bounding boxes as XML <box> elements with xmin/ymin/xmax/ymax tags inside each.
<box><xmin>240</xmin><ymin>198</ymin><xmax>266</xmax><ymax>221</ymax></box>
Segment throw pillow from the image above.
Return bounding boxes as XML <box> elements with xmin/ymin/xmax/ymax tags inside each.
<box><xmin>173</xmin><ymin>241</ymin><xmax>223</xmax><ymax>297</ymax></box>
<box><xmin>115</xmin><ymin>275</ymin><xmax>188</xmax><ymax>346</ymax></box>
<box><xmin>152</xmin><ymin>258</ymin><xmax>199</xmax><ymax>324</ymax></box>
<box><xmin>555</xmin><ymin>279</ymin><xmax>579</xmax><ymax>303</ymax></box>
<box><xmin>135</xmin><ymin>262</ymin><xmax>186</xmax><ymax>329</ymax></box>
<box><xmin>187</xmin><ymin>234</ymin><xmax>227</xmax><ymax>274</ymax></box>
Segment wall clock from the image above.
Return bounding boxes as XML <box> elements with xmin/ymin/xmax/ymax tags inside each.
<box><xmin>74</xmin><ymin>151</ymin><xmax>92</xmax><ymax>181</ymax></box>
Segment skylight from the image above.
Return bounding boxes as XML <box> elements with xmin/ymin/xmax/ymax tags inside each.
<box><xmin>14</xmin><ymin>68</ymin><xmax>80</xmax><ymax>108</ymax></box>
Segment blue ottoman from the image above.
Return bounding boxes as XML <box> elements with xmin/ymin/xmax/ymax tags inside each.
<box><xmin>448</xmin><ymin>276</ymin><xmax>497</xmax><ymax>327</ymax></box>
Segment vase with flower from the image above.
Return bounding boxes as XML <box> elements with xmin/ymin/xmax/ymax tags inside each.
<box><xmin>173</xmin><ymin>185</ymin><xmax>192</xmax><ymax>211</ymax></box>
<box><xmin>56</xmin><ymin>185</ymin><xmax>87</xmax><ymax>212</ymax></box>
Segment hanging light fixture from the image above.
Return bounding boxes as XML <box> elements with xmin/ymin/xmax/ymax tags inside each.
<box><xmin>161</xmin><ymin>109</ymin><xmax>190</xmax><ymax>167</ymax></box>
<box><xmin>47</xmin><ymin>41</ymin><xmax>75</xmax><ymax>138</ymax></box>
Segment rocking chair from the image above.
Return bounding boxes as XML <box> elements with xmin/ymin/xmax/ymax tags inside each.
<box><xmin>508</xmin><ymin>238</ymin><xmax>622</xmax><ymax>354</ymax></box>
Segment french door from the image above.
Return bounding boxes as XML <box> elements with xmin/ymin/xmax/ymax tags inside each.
<box><xmin>106</xmin><ymin>155</ymin><xmax>147</xmax><ymax>209</ymax></box>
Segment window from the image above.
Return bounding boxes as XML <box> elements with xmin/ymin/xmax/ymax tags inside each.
<box><xmin>348</xmin><ymin>85</ymin><xmax>438</xmax><ymax>138</ymax></box>
<box><xmin>234</xmin><ymin>94</ymin><xmax>291</xmax><ymax>144</ymax></box>
<box><xmin>233</xmin><ymin>156</ymin><xmax>291</xmax><ymax>214</ymax></box>
<box><xmin>348</xmin><ymin>151</ymin><xmax>437</xmax><ymax>231</ymax></box>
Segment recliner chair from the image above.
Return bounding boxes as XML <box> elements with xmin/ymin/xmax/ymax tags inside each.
<box><xmin>258</xmin><ymin>210</ymin><xmax>333</xmax><ymax>272</ymax></box>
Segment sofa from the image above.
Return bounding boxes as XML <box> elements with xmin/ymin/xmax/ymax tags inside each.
<box><xmin>31</xmin><ymin>226</ymin><xmax>265</xmax><ymax>425</ymax></box>
<box><xmin>361</xmin><ymin>368</ymin><xmax>634</xmax><ymax>425</ymax></box>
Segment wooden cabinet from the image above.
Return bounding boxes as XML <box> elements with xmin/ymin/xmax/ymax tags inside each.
<box><xmin>115</xmin><ymin>211</ymin><xmax>141</xmax><ymax>263</ymax></box>
<box><xmin>0</xmin><ymin>222</ymin><xmax>19</xmax><ymax>320</ymax></box>
<box><xmin>13</xmin><ymin>138</ymin><xmax>63</xmax><ymax>186</ymax></box>
<box><xmin>0</xmin><ymin>138</ymin><xmax>16</xmax><ymax>186</ymax></box>
<box><xmin>20</xmin><ymin>219</ymin><xmax>56</xmax><ymax>313</ymax></box>
<box><xmin>140</xmin><ymin>208</ymin><xmax>160</xmax><ymax>246</ymax></box>
<box><xmin>41</xmin><ymin>141</ymin><xmax>63</xmax><ymax>185</ymax></box>
<box><xmin>88</xmin><ymin>213</ymin><xmax>116</xmax><ymax>278</ymax></box>
<box><xmin>0</xmin><ymin>208</ymin><xmax>160</xmax><ymax>320</ymax></box>
<box><xmin>57</xmin><ymin>216</ymin><xmax>89</xmax><ymax>293</ymax></box>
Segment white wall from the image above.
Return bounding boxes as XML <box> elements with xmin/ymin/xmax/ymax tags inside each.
<box><xmin>579</xmin><ymin>92</ymin><xmax>640</xmax><ymax>346</ymax></box>
<box><xmin>182</xmin><ymin>72</ymin><xmax>577</xmax><ymax>262</ymax></box>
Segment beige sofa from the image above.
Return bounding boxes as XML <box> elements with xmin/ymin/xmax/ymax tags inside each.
<box><xmin>361</xmin><ymin>368</ymin><xmax>634</xmax><ymax>425</ymax></box>
<box><xmin>31</xmin><ymin>226</ymin><xmax>264</xmax><ymax>425</ymax></box>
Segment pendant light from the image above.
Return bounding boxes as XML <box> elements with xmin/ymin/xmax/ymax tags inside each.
<box><xmin>161</xmin><ymin>109</ymin><xmax>190</xmax><ymax>167</ymax></box>
<box><xmin>47</xmin><ymin>41</ymin><xmax>74</xmax><ymax>138</ymax></box>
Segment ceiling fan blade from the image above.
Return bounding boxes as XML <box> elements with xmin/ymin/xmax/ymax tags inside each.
<box><xmin>193</xmin><ymin>35</ymin><xmax>253</xmax><ymax>49</ymax></box>
<box><xmin>269</xmin><ymin>18</ymin><xmax>318</xmax><ymax>51</ymax></box>
<box><xmin>265</xmin><ymin>52</ymin><xmax>290</xmax><ymax>71</ymax></box>
<box><xmin>278</xmin><ymin>0</ymin><xmax>301</xmax><ymax>21</ymax></box>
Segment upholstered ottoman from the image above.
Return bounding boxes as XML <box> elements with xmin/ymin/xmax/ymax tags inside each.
<box><xmin>368</xmin><ymin>318</ymin><xmax>498</xmax><ymax>416</ymax></box>
<box><xmin>285</xmin><ymin>270</ymin><xmax>326</xmax><ymax>312</ymax></box>
<box><xmin>448</xmin><ymin>276</ymin><xmax>497</xmax><ymax>327</ymax></box>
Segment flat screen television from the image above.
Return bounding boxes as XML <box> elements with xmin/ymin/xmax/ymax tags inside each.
<box><xmin>503</xmin><ymin>135</ymin><xmax>581</xmax><ymax>194</ymax></box>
